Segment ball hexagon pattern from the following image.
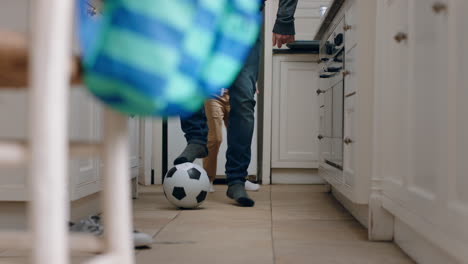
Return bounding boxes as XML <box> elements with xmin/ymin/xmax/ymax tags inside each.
<box><xmin>163</xmin><ymin>162</ymin><xmax>210</xmax><ymax>209</ymax></box>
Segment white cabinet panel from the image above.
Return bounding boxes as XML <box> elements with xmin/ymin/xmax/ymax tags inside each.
<box><xmin>375</xmin><ymin>0</ymin><xmax>468</xmax><ymax>261</ymax></box>
<box><xmin>452</xmin><ymin>0</ymin><xmax>468</xmax><ymax>207</ymax></box>
<box><xmin>344</xmin><ymin>46</ymin><xmax>356</xmax><ymax>95</ymax></box>
<box><xmin>343</xmin><ymin>94</ymin><xmax>355</xmax><ymax>188</ymax></box>
<box><xmin>344</xmin><ymin>0</ymin><xmax>358</xmax><ymax>51</ymax></box>
<box><xmin>272</xmin><ymin>56</ymin><xmax>320</xmax><ymax>168</ymax></box>
<box><xmin>67</xmin><ymin>88</ymin><xmax>103</xmax><ymax>201</ymax></box>
<box><xmin>380</xmin><ymin>0</ymin><xmax>410</xmax><ymax>189</ymax></box>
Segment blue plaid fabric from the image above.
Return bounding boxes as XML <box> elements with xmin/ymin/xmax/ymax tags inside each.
<box><xmin>77</xmin><ymin>0</ymin><xmax>262</xmax><ymax>117</ymax></box>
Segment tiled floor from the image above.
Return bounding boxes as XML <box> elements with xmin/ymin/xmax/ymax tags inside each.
<box><xmin>0</xmin><ymin>184</ymin><xmax>414</xmax><ymax>264</ymax></box>
<box><xmin>134</xmin><ymin>184</ymin><xmax>413</xmax><ymax>264</ymax></box>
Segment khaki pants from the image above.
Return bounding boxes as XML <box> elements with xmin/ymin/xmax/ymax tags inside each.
<box><xmin>203</xmin><ymin>91</ymin><xmax>230</xmax><ymax>182</ymax></box>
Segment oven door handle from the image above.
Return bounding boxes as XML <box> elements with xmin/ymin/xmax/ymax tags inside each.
<box><xmin>319</xmin><ymin>72</ymin><xmax>338</xmax><ymax>78</ymax></box>
<box><xmin>325</xmin><ymin>66</ymin><xmax>343</xmax><ymax>73</ymax></box>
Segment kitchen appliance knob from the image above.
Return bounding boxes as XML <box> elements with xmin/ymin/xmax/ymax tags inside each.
<box><xmin>334</xmin><ymin>33</ymin><xmax>344</xmax><ymax>46</ymax></box>
<box><xmin>344</xmin><ymin>138</ymin><xmax>353</xmax><ymax>144</ymax></box>
<box><xmin>432</xmin><ymin>2</ymin><xmax>448</xmax><ymax>14</ymax></box>
<box><xmin>394</xmin><ymin>32</ymin><xmax>408</xmax><ymax>43</ymax></box>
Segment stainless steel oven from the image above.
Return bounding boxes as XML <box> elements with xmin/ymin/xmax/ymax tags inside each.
<box><xmin>318</xmin><ymin>19</ymin><xmax>345</xmax><ymax>171</ymax></box>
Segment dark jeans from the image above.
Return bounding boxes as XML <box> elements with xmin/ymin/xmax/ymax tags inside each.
<box><xmin>180</xmin><ymin>36</ymin><xmax>261</xmax><ymax>186</ymax></box>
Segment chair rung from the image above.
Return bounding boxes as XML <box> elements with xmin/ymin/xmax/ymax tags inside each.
<box><xmin>83</xmin><ymin>254</ymin><xmax>119</xmax><ymax>264</ymax></box>
<box><xmin>70</xmin><ymin>233</ymin><xmax>105</xmax><ymax>253</ymax></box>
<box><xmin>0</xmin><ymin>140</ymin><xmax>102</xmax><ymax>167</ymax></box>
<box><xmin>0</xmin><ymin>30</ymin><xmax>82</xmax><ymax>88</ymax></box>
<box><xmin>0</xmin><ymin>231</ymin><xmax>104</xmax><ymax>253</ymax></box>
<box><xmin>0</xmin><ymin>140</ymin><xmax>27</xmax><ymax>166</ymax></box>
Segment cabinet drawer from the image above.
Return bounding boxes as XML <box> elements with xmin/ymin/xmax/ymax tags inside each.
<box><xmin>344</xmin><ymin>1</ymin><xmax>358</xmax><ymax>52</ymax></box>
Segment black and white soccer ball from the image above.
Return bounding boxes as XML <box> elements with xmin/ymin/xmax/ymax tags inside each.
<box><xmin>163</xmin><ymin>162</ymin><xmax>210</xmax><ymax>209</ymax></box>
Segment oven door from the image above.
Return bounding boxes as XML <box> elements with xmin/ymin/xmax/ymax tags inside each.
<box><xmin>325</xmin><ymin>80</ymin><xmax>343</xmax><ymax>170</ymax></box>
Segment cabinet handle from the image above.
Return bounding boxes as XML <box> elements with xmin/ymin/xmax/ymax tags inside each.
<box><xmin>342</xmin><ymin>70</ymin><xmax>350</xmax><ymax>77</ymax></box>
<box><xmin>318</xmin><ymin>135</ymin><xmax>324</xmax><ymax>140</ymax></box>
<box><xmin>316</xmin><ymin>89</ymin><xmax>325</xmax><ymax>95</ymax></box>
<box><xmin>345</xmin><ymin>91</ymin><xmax>356</xmax><ymax>98</ymax></box>
<box><xmin>432</xmin><ymin>2</ymin><xmax>448</xmax><ymax>14</ymax></box>
<box><xmin>344</xmin><ymin>138</ymin><xmax>353</xmax><ymax>144</ymax></box>
<box><xmin>343</xmin><ymin>24</ymin><xmax>352</xmax><ymax>31</ymax></box>
<box><xmin>394</xmin><ymin>32</ymin><xmax>407</xmax><ymax>43</ymax></box>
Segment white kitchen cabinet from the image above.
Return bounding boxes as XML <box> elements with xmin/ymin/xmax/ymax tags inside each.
<box><xmin>373</xmin><ymin>0</ymin><xmax>468</xmax><ymax>262</ymax></box>
<box><xmin>271</xmin><ymin>55</ymin><xmax>320</xmax><ymax>168</ymax></box>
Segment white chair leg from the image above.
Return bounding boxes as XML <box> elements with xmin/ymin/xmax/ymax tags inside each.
<box><xmin>101</xmin><ymin>108</ymin><xmax>135</xmax><ymax>264</ymax></box>
<box><xmin>28</xmin><ymin>0</ymin><xmax>73</xmax><ymax>263</ymax></box>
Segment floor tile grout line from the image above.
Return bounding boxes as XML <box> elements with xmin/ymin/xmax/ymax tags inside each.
<box><xmin>151</xmin><ymin>210</ymin><xmax>182</xmax><ymax>240</ymax></box>
<box><xmin>270</xmin><ymin>187</ymin><xmax>276</xmax><ymax>264</ymax></box>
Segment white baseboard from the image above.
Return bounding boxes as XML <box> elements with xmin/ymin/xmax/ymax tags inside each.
<box><xmin>271</xmin><ymin>168</ymin><xmax>326</xmax><ymax>184</ymax></box>
<box><xmin>331</xmin><ymin>187</ymin><xmax>369</xmax><ymax>229</ymax></box>
<box><xmin>394</xmin><ymin>219</ymin><xmax>459</xmax><ymax>264</ymax></box>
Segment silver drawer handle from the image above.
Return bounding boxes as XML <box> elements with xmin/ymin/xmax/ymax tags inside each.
<box><xmin>394</xmin><ymin>32</ymin><xmax>408</xmax><ymax>43</ymax></box>
<box><xmin>432</xmin><ymin>2</ymin><xmax>448</xmax><ymax>14</ymax></box>
<box><xmin>344</xmin><ymin>138</ymin><xmax>353</xmax><ymax>145</ymax></box>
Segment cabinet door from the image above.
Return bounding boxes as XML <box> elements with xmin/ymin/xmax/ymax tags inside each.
<box><xmin>444</xmin><ymin>0</ymin><xmax>468</xmax><ymax>259</ymax></box>
<box><xmin>69</xmin><ymin>88</ymin><xmax>102</xmax><ymax>201</ymax></box>
<box><xmin>381</xmin><ymin>0</ymin><xmax>449</xmax><ymax>224</ymax></box>
<box><xmin>271</xmin><ymin>57</ymin><xmax>320</xmax><ymax>168</ymax></box>
<box><xmin>376</xmin><ymin>0</ymin><xmax>468</xmax><ymax>261</ymax></box>
<box><xmin>378</xmin><ymin>0</ymin><xmax>411</xmax><ymax>200</ymax></box>
<box><xmin>343</xmin><ymin>94</ymin><xmax>356</xmax><ymax>188</ymax></box>
<box><xmin>344</xmin><ymin>0</ymin><xmax>358</xmax><ymax>51</ymax></box>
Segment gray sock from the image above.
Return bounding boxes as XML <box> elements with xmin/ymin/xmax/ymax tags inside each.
<box><xmin>174</xmin><ymin>143</ymin><xmax>208</xmax><ymax>165</ymax></box>
<box><xmin>227</xmin><ymin>183</ymin><xmax>255</xmax><ymax>207</ymax></box>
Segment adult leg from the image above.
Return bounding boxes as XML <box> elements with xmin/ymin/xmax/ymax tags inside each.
<box><xmin>203</xmin><ymin>98</ymin><xmax>225</xmax><ymax>182</ymax></box>
<box><xmin>174</xmin><ymin>108</ymin><xmax>208</xmax><ymax>165</ymax></box>
<box><xmin>223</xmin><ymin>92</ymin><xmax>260</xmax><ymax>192</ymax></box>
<box><xmin>226</xmin><ymin>37</ymin><xmax>261</xmax><ymax>206</ymax></box>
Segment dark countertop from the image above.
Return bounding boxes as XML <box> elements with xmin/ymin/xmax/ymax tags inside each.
<box><xmin>313</xmin><ymin>0</ymin><xmax>346</xmax><ymax>40</ymax></box>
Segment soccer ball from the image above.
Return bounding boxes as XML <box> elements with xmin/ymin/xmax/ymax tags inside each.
<box><xmin>163</xmin><ymin>162</ymin><xmax>210</xmax><ymax>209</ymax></box>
